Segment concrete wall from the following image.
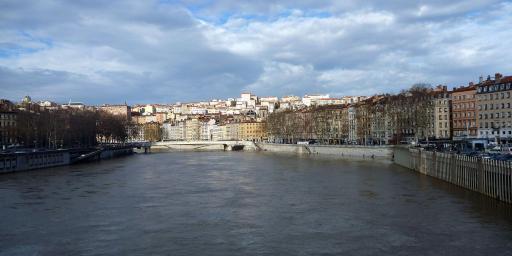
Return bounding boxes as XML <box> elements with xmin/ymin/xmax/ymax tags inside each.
<box><xmin>394</xmin><ymin>147</ymin><xmax>512</xmax><ymax>204</ymax></box>
<box><xmin>393</xmin><ymin>146</ymin><xmax>414</xmax><ymax>169</ymax></box>
<box><xmin>256</xmin><ymin>143</ymin><xmax>393</xmax><ymax>159</ymax></box>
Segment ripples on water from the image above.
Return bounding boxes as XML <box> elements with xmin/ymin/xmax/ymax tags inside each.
<box><xmin>0</xmin><ymin>152</ymin><xmax>511</xmax><ymax>256</ymax></box>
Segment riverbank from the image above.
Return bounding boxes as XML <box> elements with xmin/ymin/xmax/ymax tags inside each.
<box><xmin>255</xmin><ymin>143</ymin><xmax>393</xmax><ymax>159</ymax></box>
<box><xmin>394</xmin><ymin>146</ymin><xmax>512</xmax><ymax>204</ymax></box>
<box><xmin>0</xmin><ymin>147</ymin><xmax>136</xmax><ymax>174</ymax></box>
<box><xmin>152</xmin><ymin>141</ymin><xmax>392</xmax><ymax>159</ymax></box>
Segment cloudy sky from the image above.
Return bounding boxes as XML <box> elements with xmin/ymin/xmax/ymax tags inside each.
<box><xmin>1</xmin><ymin>0</ymin><xmax>511</xmax><ymax>104</ymax></box>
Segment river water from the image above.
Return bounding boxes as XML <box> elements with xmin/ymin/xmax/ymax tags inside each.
<box><xmin>1</xmin><ymin>152</ymin><xmax>511</xmax><ymax>255</ymax></box>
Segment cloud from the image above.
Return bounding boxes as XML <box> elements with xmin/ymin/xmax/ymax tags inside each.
<box><xmin>0</xmin><ymin>0</ymin><xmax>511</xmax><ymax>104</ymax></box>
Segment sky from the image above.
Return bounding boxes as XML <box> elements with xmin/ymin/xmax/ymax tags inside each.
<box><xmin>1</xmin><ymin>0</ymin><xmax>512</xmax><ymax>104</ymax></box>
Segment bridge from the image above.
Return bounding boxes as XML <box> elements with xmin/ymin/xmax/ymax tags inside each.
<box><xmin>152</xmin><ymin>141</ymin><xmax>260</xmax><ymax>151</ymax></box>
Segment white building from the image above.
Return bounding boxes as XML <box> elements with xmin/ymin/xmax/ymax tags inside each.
<box><xmin>200</xmin><ymin>119</ymin><xmax>218</xmax><ymax>141</ymax></box>
<box><xmin>340</xmin><ymin>96</ymin><xmax>368</xmax><ymax>105</ymax></box>
<box><xmin>302</xmin><ymin>94</ymin><xmax>330</xmax><ymax>107</ymax></box>
<box><xmin>348</xmin><ymin>106</ymin><xmax>358</xmax><ymax>143</ymax></box>
<box><xmin>142</xmin><ymin>104</ymin><xmax>156</xmax><ymax>115</ymax></box>
<box><xmin>162</xmin><ymin>122</ymin><xmax>185</xmax><ymax>141</ymax></box>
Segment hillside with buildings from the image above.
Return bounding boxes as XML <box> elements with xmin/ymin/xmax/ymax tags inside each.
<box><xmin>2</xmin><ymin>73</ymin><xmax>511</xmax><ymax>151</ymax></box>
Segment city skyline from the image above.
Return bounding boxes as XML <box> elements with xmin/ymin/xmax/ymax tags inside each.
<box><xmin>1</xmin><ymin>1</ymin><xmax>512</xmax><ymax>104</ymax></box>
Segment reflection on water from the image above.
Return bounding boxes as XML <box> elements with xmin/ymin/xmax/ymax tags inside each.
<box><xmin>0</xmin><ymin>151</ymin><xmax>511</xmax><ymax>256</ymax></box>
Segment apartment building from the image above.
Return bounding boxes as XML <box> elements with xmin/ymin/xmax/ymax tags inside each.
<box><xmin>0</xmin><ymin>100</ymin><xmax>17</xmax><ymax>148</ymax></box>
<box><xmin>476</xmin><ymin>73</ymin><xmax>512</xmax><ymax>142</ymax></box>
<box><xmin>433</xmin><ymin>86</ymin><xmax>452</xmax><ymax>139</ymax></box>
<box><xmin>238</xmin><ymin>122</ymin><xmax>267</xmax><ymax>142</ymax></box>
<box><xmin>451</xmin><ymin>85</ymin><xmax>478</xmax><ymax>140</ymax></box>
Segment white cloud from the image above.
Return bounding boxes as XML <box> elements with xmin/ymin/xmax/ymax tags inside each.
<box><xmin>0</xmin><ymin>0</ymin><xmax>511</xmax><ymax>103</ymax></box>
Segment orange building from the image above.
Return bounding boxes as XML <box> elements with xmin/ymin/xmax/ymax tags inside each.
<box><xmin>451</xmin><ymin>85</ymin><xmax>478</xmax><ymax>139</ymax></box>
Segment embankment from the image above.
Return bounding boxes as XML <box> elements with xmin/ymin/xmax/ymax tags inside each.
<box><xmin>256</xmin><ymin>143</ymin><xmax>393</xmax><ymax>159</ymax></box>
<box><xmin>394</xmin><ymin>146</ymin><xmax>512</xmax><ymax>204</ymax></box>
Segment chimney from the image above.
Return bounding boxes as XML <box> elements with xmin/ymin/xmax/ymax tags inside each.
<box><xmin>487</xmin><ymin>75</ymin><xmax>491</xmax><ymax>81</ymax></box>
<box><xmin>469</xmin><ymin>82</ymin><xmax>474</xmax><ymax>86</ymax></box>
<box><xmin>495</xmin><ymin>73</ymin><xmax>503</xmax><ymax>82</ymax></box>
<box><xmin>479</xmin><ymin>76</ymin><xmax>483</xmax><ymax>83</ymax></box>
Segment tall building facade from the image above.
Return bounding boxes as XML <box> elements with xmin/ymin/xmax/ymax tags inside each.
<box><xmin>476</xmin><ymin>73</ymin><xmax>512</xmax><ymax>142</ymax></box>
<box><xmin>451</xmin><ymin>85</ymin><xmax>478</xmax><ymax>140</ymax></box>
<box><xmin>0</xmin><ymin>100</ymin><xmax>17</xmax><ymax>148</ymax></box>
<box><xmin>433</xmin><ymin>86</ymin><xmax>452</xmax><ymax>139</ymax></box>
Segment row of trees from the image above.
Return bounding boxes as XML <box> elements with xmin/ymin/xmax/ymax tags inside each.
<box><xmin>11</xmin><ymin>107</ymin><xmax>128</xmax><ymax>149</ymax></box>
<box><xmin>267</xmin><ymin>106</ymin><xmax>347</xmax><ymax>144</ymax></box>
<box><xmin>267</xmin><ymin>85</ymin><xmax>436</xmax><ymax>145</ymax></box>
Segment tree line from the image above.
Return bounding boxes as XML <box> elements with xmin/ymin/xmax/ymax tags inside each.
<box><xmin>10</xmin><ymin>105</ymin><xmax>129</xmax><ymax>149</ymax></box>
<box><xmin>267</xmin><ymin>84</ymin><xmax>436</xmax><ymax>145</ymax></box>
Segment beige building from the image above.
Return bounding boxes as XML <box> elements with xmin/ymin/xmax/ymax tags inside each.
<box><xmin>477</xmin><ymin>73</ymin><xmax>512</xmax><ymax>142</ymax></box>
<box><xmin>222</xmin><ymin>123</ymin><xmax>239</xmax><ymax>141</ymax></box>
<box><xmin>155</xmin><ymin>112</ymin><xmax>168</xmax><ymax>124</ymax></box>
<box><xmin>433</xmin><ymin>86</ymin><xmax>452</xmax><ymax>139</ymax></box>
<box><xmin>185</xmin><ymin>118</ymin><xmax>201</xmax><ymax>141</ymax></box>
<box><xmin>238</xmin><ymin>122</ymin><xmax>267</xmax><ymax>142</ymax></box>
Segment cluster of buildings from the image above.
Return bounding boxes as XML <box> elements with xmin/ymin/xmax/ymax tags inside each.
<box><xmin>2</xmin><ymin>72</ymin><xmax>511</xmax><ymax>149</ymax></box>
<box><xmin>120</xmin><ymin>93</ymin><xmax>367</xmax><ymax>142</ymax></box>
<box><xmin>267</xmin><ymin>73</ymin><xmax>512</xmax><ymax>149</ymax></box>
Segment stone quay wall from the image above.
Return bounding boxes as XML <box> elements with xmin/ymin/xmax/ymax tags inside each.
<box><xmin>394</xmin><ymin>146</ymin><xmax>512</xmax><ymax>204</ymax></box>
<box><xmin>255</xmin><ymin>143</ymin><xmax>393</xmax><ymax>159</ymax></box>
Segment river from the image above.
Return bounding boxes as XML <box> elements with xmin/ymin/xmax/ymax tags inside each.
<box><xmin>1</xmin><ymin>152</ymin><xmax>511</xmax><ymax>255</ymax></box>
